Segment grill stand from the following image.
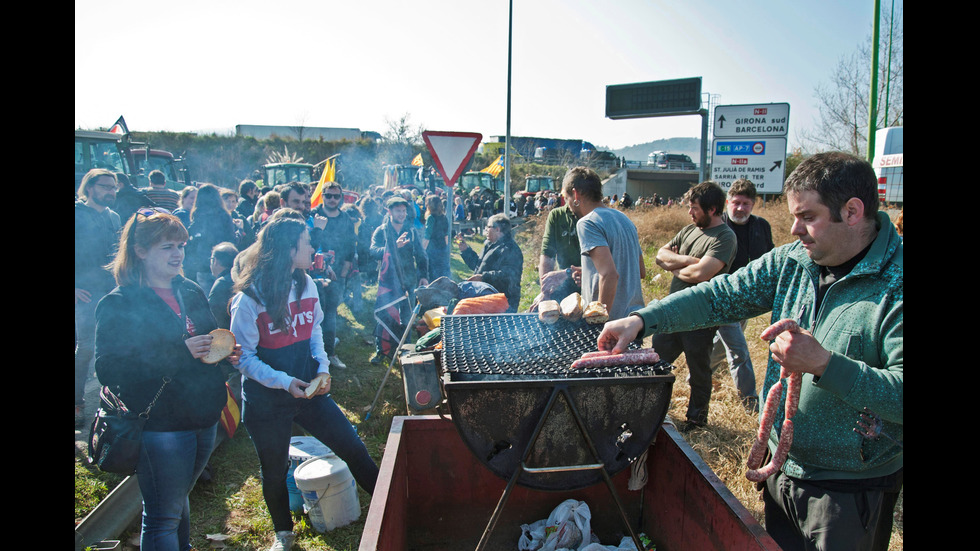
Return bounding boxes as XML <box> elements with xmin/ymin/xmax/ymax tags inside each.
<box><xmin>475</xmin><ymin>382</ymin><xmax>645</xmax><ymax>551</ymax></box>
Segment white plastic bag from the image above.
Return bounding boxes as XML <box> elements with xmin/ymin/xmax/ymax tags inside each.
<box><xmin>519</xmin><ymin>519</ymin><xmax>548</xmax><ymax>551</ymax></box>
<box><xmin>539</xmin><ymin>499</ymin><xmax>593</xmax><ymax>551</ymax></box>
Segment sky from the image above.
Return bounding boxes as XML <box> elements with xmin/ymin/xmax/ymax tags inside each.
<box><xmin>75</xmin><ymin>0</ymin><xmax>900</xmax><ymax>153</ymax></box>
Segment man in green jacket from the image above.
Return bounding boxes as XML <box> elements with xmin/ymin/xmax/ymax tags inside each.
<box><xmin>599</xmin><ymin>152</ymin><xmax>902</xmax><ymax>551</ymax></box>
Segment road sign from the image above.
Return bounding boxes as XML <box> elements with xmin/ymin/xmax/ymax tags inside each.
<box><xmin>605</xmin><ymin>77</ymin><xmax>703</xmax><ymax>120</ymax></box>
<box><xmin>710</xmin><ymin>138</ymin><xmax>787</xmax><ymax>193</ymax></box>
<box><xmin>713</xmin><ymin>103</ymin><xmax>789</xmax><ymax>138</ymax></box>
<box><xmin>422</xmin><ymin>131</ymin><xmax>483</xmax><ymax>186</ymax></box>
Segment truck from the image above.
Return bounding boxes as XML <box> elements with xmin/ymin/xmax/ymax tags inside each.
<box><xmin>518</xmin><ymin>174</ymin><xmax>557</xmax><ymax>198</ymax></box>
<box><xmin>75</xmin><ymin>130</ymin><xmax>134</xmax><ymax>191</ymax></box>
<box><xmin>129</xmin><ymin>148</ymin><xmax>191</xmax><ymax>191</ymax></box>
<box><xmin>265</xmin><ymin>161</ymin><xmax>360</xmax><ymax>204</ymax></box>
<box><xmin>647</xmin><ymin>151</ymin><xmax>697</xmax><ymax>171</ymax></box>
<box><xmin>872</xmin><ymin>126</ymin><xmax>903</xmax><ymax>206</ymax></box>
<box><xmin>486</xmin><ymin>136</ymin><xmax>605</xmax><ymax>167</ymax></box>
<box><xmin>456</xmin><ymin>171</ymin><xmax>502</xmax><ymax>205</ymax></box>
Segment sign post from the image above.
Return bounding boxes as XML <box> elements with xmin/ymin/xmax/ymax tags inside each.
<box><xmin>421</xmin><ymin>131</ymin><xmax>483</xmax><ymax>269</ymax></box>
<box><xmin>710</xmin><ymin>103</ymin><xmax>789</xmax><ymax>194</ymax></box>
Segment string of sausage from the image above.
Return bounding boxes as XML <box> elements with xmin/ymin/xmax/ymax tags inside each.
<box><xmin>745</xmin><ymin>319</ymin><xmax>803</xmax><ymax>483</ymax></box>
<box><xmin>570</xmin><ymin>348</ymin><xmax>661</xmax><ymax>369</ymax></box>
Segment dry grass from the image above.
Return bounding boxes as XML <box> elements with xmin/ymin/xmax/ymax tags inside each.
<box><xmin>515</xmin><ymin>199</ymin><xmax>902</xmax><ymax>549</ymax></box>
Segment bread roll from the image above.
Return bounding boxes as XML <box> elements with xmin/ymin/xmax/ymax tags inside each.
<box><xmin>583</xmin><ymin>301</ymin><xmax>609</xmax><ymax>324</ymax></box>
<box><xmin>538</xmin><ymin>300</ymin><xmax>560</xmax><ymax>324</ymax></box>
<box><xmin>305</xmin><ymin>373</ymin><xmax>331</xmax><ymax>398</ymax></box>
<box><xmin>202</xmin><ymin>329</ymin><xmax>236</xmax><ymax>364</ymax></box>
<box><xmin>560</xmin><ymin>292</ymin><xmax>585</xmax><ymax>322</ymax></box>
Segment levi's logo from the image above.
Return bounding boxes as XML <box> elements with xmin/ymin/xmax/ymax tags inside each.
<box><xmin>257</xmin><ymin>297</ymin><xmax>319</xmax><ymax>348</ymax></box>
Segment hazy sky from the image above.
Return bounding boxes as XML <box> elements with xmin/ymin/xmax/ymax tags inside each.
<box><xmin>75</xmin><ymin>0</ymin><xmax>900</xmax><ymax>151</ymax></box>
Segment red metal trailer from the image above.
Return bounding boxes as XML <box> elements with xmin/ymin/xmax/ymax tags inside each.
<box><xmin>361</xmin><ymin>416</ymin><xmax>779</xmax><ymax>550</ymax></box>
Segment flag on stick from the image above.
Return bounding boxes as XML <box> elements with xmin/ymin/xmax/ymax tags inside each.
<box><xmin>411</xmin><ymin>153</ymin><xmax>424</xmax><ymax>167</ymax></box>
<box><xmin>480</xmin><ymin>155</ymin><xmax>505</xmax><ymax>177</ymax></box>
<box><xmin>310</xmin><ymin>157</ymin><xmax>338</xmax><ymax>209</ymax></box>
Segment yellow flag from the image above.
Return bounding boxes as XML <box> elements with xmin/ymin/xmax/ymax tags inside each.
<box><xmin>411</xmin><ymin>153</ymin><xmax>424</xmax><ymax>167</ymax></box>
<box><xmin>310</xmin><ymin>158</ymin><xmax>336</xmax><ymax>209</ymax></box>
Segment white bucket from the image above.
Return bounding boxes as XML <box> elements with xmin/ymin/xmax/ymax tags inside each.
<box><xmin>293</xmin><ymin>454</ymin><xmax>360</xmax><ymax>532</ymax></box>
<box><xmin>287</xmin><ymin>437</ymin><xmax>332</xmax><ymax>512</ymax></box>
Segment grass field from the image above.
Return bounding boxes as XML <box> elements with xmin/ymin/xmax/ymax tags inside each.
<box><xmin>74</xmin><ymin>198</ymin><xmax>902</xmax><ymax>550</ymax></box>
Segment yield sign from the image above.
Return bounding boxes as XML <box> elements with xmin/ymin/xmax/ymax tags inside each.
<box><xmin>422</xmin><ymin>131</ymin><xmax>482</xmax><ymax>186</ymax></box>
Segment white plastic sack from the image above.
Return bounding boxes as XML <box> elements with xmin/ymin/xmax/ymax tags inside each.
<box><xmin>519</xmin><ymin>519</ymin><xmax>548</xmax><ymax>551</ymax></box>
<box><xmin>540</xmin><ymin>499</ymin><xmax>594</xmax><ymax>551</ymax></box>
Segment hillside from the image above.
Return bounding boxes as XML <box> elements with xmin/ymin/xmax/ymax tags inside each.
<box><xmin>606</xmin><ymin>137</ymin><xmax>702</xmax><ymax>165</ymax></box>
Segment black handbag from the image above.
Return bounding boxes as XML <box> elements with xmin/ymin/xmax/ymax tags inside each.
<box><xmin>87</xmin><ymin>377</ymin><xmax>170</xmax><ymax>475</ymax></box>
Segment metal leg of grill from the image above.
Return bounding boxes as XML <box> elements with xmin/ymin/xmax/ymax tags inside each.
<box><xmin>475</xmin><ymin>384</ymin><xmax>646</xmax><ymax>551</ymax></box>
<box><xmin>366</xmin><ymin>299</ymin><xmax>421</xmax><ymax>419</ymax></box>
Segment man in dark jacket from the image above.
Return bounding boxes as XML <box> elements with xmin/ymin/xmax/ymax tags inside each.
<box><xmin>112</xmin><ymin>172</ymin><xmax>156</xmax><ymax>224</ymax></box>
<box><xmin>75</xmin><ymin>169</ymin><xmax>122</xmax><ymax>424</ymax></box>
<box><xmin>310</xmin><ymin>182</ymin><xmax>357</xmax><ymax>369</ymax></box>
<box><xmin>711</xmin><ymin>178</ymin><xmax>775</xmax><ymax>412</ymax></box>
<box><xmin>457</xmin><ymin>213</ymin><xmax>524</xmax><ymax>312</ymax></box>
<box><xmin>369</xmin><ymin>197</ymin><xmax>429</xmax><ymax>361</ymax></box>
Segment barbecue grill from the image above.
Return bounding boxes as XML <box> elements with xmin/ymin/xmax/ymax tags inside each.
<box><xmin>439</xmin><ymin>313</ymin><xmax>675</xmax><ymax>550</ymax></box>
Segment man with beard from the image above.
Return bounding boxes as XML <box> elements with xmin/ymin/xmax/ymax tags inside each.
<box><xmin>456</xmin><ymin>213</ymin><xmax>525</xmax><ymax>313</ymax></box>
<box><xmin>309</xmin><ymin>182</ymin><xmax>356</xmax><ymax>369</ymax></box>
<box><xmin>561</xmin><ymin>167</ymin><xmax>645</xmax><ymax>321</ymax></box>
<box><xmin>370</xmin><ymin>197</ymin><xmax>428</xmax><ymax>363</ymax></box>
<box><xmin>710</xmin><ymin>178</ymin><xmax>775</xmax><ymax>413</ymax></box>
<box><xmin>75</xmin><ymin>169</ymin><xmax>123</xmax><ymax>425</ymax></box>
<box><xmin>653</xmin><ymin>180</ymin><xmax>736</xmax><ymax>431</ymax></box>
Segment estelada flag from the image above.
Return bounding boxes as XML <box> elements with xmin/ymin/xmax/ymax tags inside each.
<box><xmin>411</xmin><ymin>153</ymin><xmax>424</xmax><ymax>167</ymax></box>
<box><xmin>480</xmin><ymin>155</ymin><xmax>504</xmax><ymax>177</ymax></box>
<box><xmin>218</xmin><ymin>383</ymin><xmax>240</xmax><ymax>438</ymax></box>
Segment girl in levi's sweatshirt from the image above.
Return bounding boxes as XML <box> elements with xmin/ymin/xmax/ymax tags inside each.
<box><xmin>230</xmin><ymin>218</ymin><xmax>378</xmax><ymax>551</ymax></box>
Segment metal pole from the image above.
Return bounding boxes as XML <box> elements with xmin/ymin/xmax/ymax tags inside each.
<box><xmin>504</xmin><ymin>0</ymin><xmax>513</xmax><ymax>215</ymax></box>
<box><xmin>867</xmin><ymin>0</ymin><xmax>881</xmax><ymax>162</ymax></box>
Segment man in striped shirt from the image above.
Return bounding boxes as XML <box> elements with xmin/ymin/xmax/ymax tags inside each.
<box><xmin>142</xmin><ymin>170</ymin><xmax>180</xmax><ymax>212</ymax></box>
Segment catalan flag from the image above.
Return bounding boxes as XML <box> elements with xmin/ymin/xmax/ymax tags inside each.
<box><xmin>218</xmin><ymin>383</ymin><xmax>240</xmax><ymax>438</ymax></box>
<box><xmin>411</xmin><ymin>153</ymin><xmax>424</xmax><ymax>167</ymax></box>
<box><xmin>481</xmin><ymin>155</ymin><xmax>505</xmax><ymax>177</ymax></box>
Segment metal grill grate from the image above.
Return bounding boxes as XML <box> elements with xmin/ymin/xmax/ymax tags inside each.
<box><xmin>441</xmin><ymin>313</ymin><xmax>671</xmax><ymax>378</ymax></box>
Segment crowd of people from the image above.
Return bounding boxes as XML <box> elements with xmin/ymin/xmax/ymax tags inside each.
<box><xmin>76</xmin><ymin>151</ymin><xmax>902</xmax><ymax>551</ymax></box>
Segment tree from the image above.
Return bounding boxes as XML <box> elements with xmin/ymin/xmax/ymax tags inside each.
<box><xmin>380</xmin><ymin>113</ymin><xmax>424</xmax><ymax>166</ymax></box>
<box><xmin>800</xmin><ymin>8</ymin><xmax>903</xmax><ymax>157</ymax></box>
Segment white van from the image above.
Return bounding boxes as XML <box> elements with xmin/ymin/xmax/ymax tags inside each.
<box><xmin>872</xmin><ymin>127</ymin><xmax>903</xmax><ymax>205</ymax></box>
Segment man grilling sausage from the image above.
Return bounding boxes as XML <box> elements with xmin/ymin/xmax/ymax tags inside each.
<box><xmin>598</xmin><ymin>152</ymin><xmax>903</xmax><ymax>551</ymax></box>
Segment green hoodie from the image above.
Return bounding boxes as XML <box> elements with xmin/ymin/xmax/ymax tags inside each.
<box><xmin>636</xmin><ymin>211</ymin><xmax>902</xmax><ymax>481</ymax></box>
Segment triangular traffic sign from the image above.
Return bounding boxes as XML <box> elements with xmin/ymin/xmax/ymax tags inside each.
<box><xmin>422</xmin><ymin>131</ymin><xmax>483</xmax><ymax>186</ymax></box>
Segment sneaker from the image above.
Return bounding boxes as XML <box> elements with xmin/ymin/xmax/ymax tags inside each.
<box><xmin>329</xmin><ymin>355</ymin><xmax>347</xmax><ymax>369</ymax></box>
<box><xmin>742</xmin><ymin>396</ymin><xmax>760</xmax><ymax>415</ymax></box>
<box><xmin>370</xmin><ymin>352</ymin><xmax>387</xmax><ymax>365</ymax></box>
<box><xmin>269</xmin><ymin>530</ymin><xmax>295</xmax><ymax>551</ymax></box>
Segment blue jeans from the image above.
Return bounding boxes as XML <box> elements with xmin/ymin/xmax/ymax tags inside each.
<box><xmin>136</xmin><ymin>424</ymin><xmax>218</xmax><ymax>551</ymax></box>
<box><xmin>242</xmin><ymin>394</ymin><xmax>379</xmax><ymax>532</ymax></box>
<box><xmin>710</xmin><ymin>320</ymin><xmax>758</xmax><ymax>399</ymax></box>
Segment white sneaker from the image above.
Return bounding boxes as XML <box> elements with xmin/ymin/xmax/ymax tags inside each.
<box><xmin>329</xmin><ymin>355</ymin><xmax>347</xmax><ymax>369</ymax></box>
<box><xmin>270</xmin><ymin>530</ymin><xmax>295</xmax><ymax>551</ymax></box>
